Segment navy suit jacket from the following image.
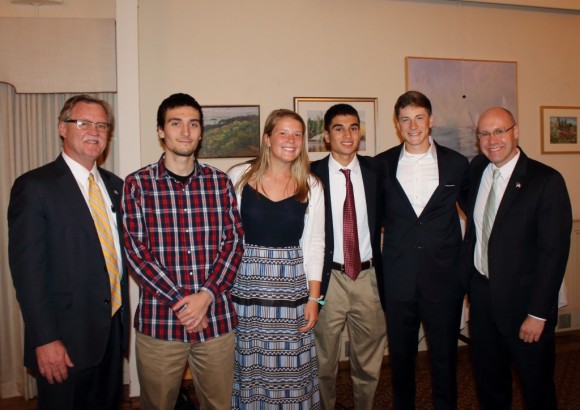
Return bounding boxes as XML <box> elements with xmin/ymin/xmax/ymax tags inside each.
<box><xmin>8</xmin><ymin>154</ymin><xmax>130</xmax><ymax>373</ymax></box>
<box><xmin>376</xmin><ymin>142</ymin><xmax>469</xmax><ymax>303</ymax></box>
<box><xmin>464</xmin><ymin>149</ymin><xmax>572</xmax><ymax>335</ymax></box>
<box><xmin>310</xmin><ymin>155</ymin><xmax>384</xmax><ymax>307</ymax></box>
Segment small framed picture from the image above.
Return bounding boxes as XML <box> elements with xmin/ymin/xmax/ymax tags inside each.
<box><xmin>540</xmin><ymin>106</ymin><xmax>580</xmax><ymax>154</ymax></box>
<box><xmin>293</xmin><ymin>97</ymin><xmax>378</xmax><ymax>161</ymax></box>
<box><xmin>198</xmin><ymin>105</ymin><xmax>260</xmax><ymax>158</ymax></box>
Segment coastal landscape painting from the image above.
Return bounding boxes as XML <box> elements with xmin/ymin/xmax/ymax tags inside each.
<box><xmin>199</xmin><ymin>105</ymin><xmax>260</xmax><ymax>158</ymax></box>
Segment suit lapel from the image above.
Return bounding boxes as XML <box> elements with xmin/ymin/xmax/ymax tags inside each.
<box><xmin>100</xmin><ymin>168</ymin><xmax>122</xmax><ymax>210</ymax></box>
<box><xmin>311</xmin><ymin>156</ymin><xmax>335</xmax><ymax>241</ymax></box>
<box><xmin>359</xmin><ymin>155</ymin><xmax>377</xmax><ymax>237</ymax></box>
<box><xmin>388</xmin><ymin>144</ymin><xmax>418</xmax><ymax>218</ymax></box>
<box><xmin>53</xmin><ymin>155</ymin><xmax>100</xmax><ymax>240</ymax></box>
<box><xmin>413</xmin><ymin>142</ymin><xmax>454</xmax><ymax>217</ymax></box>
<box><xmin>493</xmin><ymin>151</ymin><xmax>527</xmax><ymax>228</ymax></box>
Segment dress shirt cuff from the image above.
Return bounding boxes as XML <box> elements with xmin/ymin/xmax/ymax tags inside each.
<box><xmin>528</xmin><ymin>314</ymin><xmax>546</xmax><ymax>321</ymax></box>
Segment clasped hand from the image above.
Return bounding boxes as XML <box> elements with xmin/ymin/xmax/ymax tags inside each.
<box><xmin>173</xmin><ymin>291</ymin><xmax>212</xmax><ymax>333</ymax></box>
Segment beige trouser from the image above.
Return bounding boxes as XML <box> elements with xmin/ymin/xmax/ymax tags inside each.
<box><xmin>136</xmin><ymin>331</ymin><xmax>234</xmax><ymax>410</ymax></box>
<box><xmin>314</xmin><ymin>267</ymin><xmax>387</xmax><ymax>410</ymax></box>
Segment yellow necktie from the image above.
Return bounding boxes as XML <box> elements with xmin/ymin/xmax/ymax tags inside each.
<box><xmin>88</xmin><ymin>173</ymin><xmax>122</xmax><ymax>316</ymax></box>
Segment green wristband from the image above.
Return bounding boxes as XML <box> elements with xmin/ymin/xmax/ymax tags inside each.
<box><xmin>308</xmin><ymin>296</ymin><xmax>325</xmax><ymax>306</ymax></box>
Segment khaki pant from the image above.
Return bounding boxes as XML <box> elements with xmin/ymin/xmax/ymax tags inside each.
<box><xmin>314</xmin><ymin>267</ymin><xmax>387</xmax><ymax>410</ymax></box>
<box><xmin>136</xmin><ymin>331</ymin><xmax>234</xmax><ymax>410</ymax></box>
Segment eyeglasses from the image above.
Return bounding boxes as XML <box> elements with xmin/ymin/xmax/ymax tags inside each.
<box><xmin>476</xmin><ymin>124</ymin><xmax>516</xmax><ymax>140</ymax></box>
<box><xmin>64</xmin><ymin>119</ymin><xmax>111</xmax><ymax>133</ymax></box>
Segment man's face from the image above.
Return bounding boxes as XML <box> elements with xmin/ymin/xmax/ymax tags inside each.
<box><xmin>324</xmin><ymin>114</ymin><xmax>361</xmax><ymax>166</ymax></box>
<box><xmin>396</xmin><ymin>105</ymin><xmax>433</xmax><ymax>154</ymax></box>
<box><xmin>477</xmin><ymin>108</ymin><xmax>519</xmax><ymax>168</ymax></box>
<box><xmin>158</xmin><ymin>106</ymin><xmax>202</xmax><ymax>158</ymax></box>
<box><xmin>59</xmin><ymin>102</ymin><xmax>110</xmax><ymax>171</ymax></box>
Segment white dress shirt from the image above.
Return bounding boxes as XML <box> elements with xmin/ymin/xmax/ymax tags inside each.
<box><xmin>328</xmin><ymin>155</ymin><xmax>373</xmax><ymax>263</ymax></box>
<box><xmin>396</xmin><ymin>137</ymin><xmax>439</xmax><ymax>217</ymax></box>
<box><xmin>62</xmin><ymin>152</ymin><xmax>123</xmax><ymax>270</ymax></box>
<box><xmin>473</xmin><ymin>150</ymin><xmax>520</xmax><ymax>276</ymax></box>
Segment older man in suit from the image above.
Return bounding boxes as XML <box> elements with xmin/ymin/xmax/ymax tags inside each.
<box><xmin>375</xmin><ymin>91</ymin><xmax>469</xmax><ymax>410</ymax></box>
<box><xmin>465</xmin><ymin>107</ymin><xmax>572</xmax><ymax>410</ymax></box>
<box><xmin>311</xmin><ymin>103</ymin><xmax>386</xmax><ymax>410</ymax></box>
<box><xmin>8</xmin><ymin>95</ymin><xmax>129</xmax><ymax>410</ymax></box>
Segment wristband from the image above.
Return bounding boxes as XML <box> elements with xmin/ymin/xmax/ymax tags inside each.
<box><xmin>308</xmin><ymin>296</ymin><xmax>325</xmax><ymax>306</ymax></box>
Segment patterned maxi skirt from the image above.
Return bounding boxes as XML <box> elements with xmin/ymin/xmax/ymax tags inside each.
<box><xmin>231</xmin><ymin>244</ymin><xmax>320</xmax><ymax>410</ymax></box>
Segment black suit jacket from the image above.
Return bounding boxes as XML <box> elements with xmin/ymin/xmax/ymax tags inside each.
<box><xmin>8</xmin><ymin>154</ymin><xmax>130</xmax><ymax>373</ymax></box>
<box><xmin>310</xmin><ymin>155</ymin><xmax>384</xmax><ymax>306</ymax></box>
<box><xmin>464</xmin><ymin>149</ymin><xmax>572</xmax><ymax>335</ymax></box>
<box><xmin>376</xmin><ymin>142</ymin><xmax>469</xmax><ymax>303</ymax></box>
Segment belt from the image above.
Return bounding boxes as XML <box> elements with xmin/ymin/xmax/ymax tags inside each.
<box><xmin>331</xmin><ymin>259</ymin><xmax>374</xmax><ymax>272</ymax></box>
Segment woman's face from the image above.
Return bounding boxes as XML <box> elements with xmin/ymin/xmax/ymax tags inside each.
<box><xmin>266</xmin><ymin>117</ymin><xmax>304</xmax><ymax>165</ymax></box>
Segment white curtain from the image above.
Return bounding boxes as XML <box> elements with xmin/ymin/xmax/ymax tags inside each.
<box><xmin>0</xmin><ymin>83</ymin><xmax>118</xmax><ymax>399</ymax></box>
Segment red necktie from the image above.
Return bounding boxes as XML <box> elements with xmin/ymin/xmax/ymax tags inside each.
<box><xmin>341</xmin><ymin>169</ymin><xmax>361</xmax><ymax>280</ymax></box>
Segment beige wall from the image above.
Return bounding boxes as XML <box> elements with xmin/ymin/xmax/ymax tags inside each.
<box><xmin>137</xmin><ymin>0</ymin><xmax>580</xmax><ymax>218</ymax></box>
<box><xmin>1</xmin><ymin>0</ymin><xmax>579</xmax><ymax>216</ymax></box>
<box><xmin>2</xmin><ymin>0</ymin><xmax>580</xmax><ymax>396</ymax></box>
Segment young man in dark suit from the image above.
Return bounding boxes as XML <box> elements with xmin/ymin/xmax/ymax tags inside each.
<box><xmin>8</xmin><ymin>95</ymin><xmax>129</xmax><ymax>410</ymax></box>
<box><xmin>465</xmin><ymin>107</ymin><xmax>572</xmax><ymax>410</ymax></box>
<box><xmin>375</xmin><ymin>91</ymin><xmax>469</xmax><ymax>410</ymax></box>
<box><xmin>311</xmin><ymin>104</ymin><xmax>386</xmax><ymax>410</ymax></box>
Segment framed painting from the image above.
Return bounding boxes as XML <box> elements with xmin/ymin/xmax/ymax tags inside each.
<box><xmin>541</xmin><ymin>106</ymin><xmax>580</xmax><ymax>154</ymax></box>
<box><xmin>198</xmin><ymin>105</ymin><xmax>260</xmax><ymax>158</ymax></box>
<box><xmin>406</xmin><ymin>57</ymin><xmax>518</xmax><ymax>160</ymax></box>
<box><xmin>293</xmin><ymin>97</ymin><xmax>378</xmax><ymax>161</ymax></box>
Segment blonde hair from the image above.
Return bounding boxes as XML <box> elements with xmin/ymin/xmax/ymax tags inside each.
<box><xmin>234</xmin><ymin>109</ymin><xmax>311</xmax><ymax>202</ymax></box>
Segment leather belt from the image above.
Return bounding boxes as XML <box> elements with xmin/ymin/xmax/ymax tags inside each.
<box><xmin>331</xmin><ymin>259</ymin><xmax>374</xmax><ymax>272</ymax></box>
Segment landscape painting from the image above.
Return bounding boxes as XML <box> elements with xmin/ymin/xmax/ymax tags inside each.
<box><xmin>541</xmin><ymin>106</ymin><xmax>580</xmax><ymax>153</ymax></box>
<box><xmin>406</xmin><ymin>57</ymin><xmax>517</xmax><ymax>160</ymax></box>
<box><xmin>198</xmin><ymin>105</ymin><xmax>260</xmax><ymax>158</ymax></box>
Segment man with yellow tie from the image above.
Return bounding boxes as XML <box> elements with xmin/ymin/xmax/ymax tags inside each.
<box><xmin>8</xmin><ymin>95</ymin><xmax>129</xmax><ymax>410</ymax></box>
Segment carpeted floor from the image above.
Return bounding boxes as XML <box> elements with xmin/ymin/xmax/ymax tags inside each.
<box><xmin>335</xmin><ymin>330</ymin><xmax>580</xmax><ymax>409</ymax></box>
<box><xmin>2</xmin><ymin>330</ymin><xmax>578</xmax><ymax>409</ymax></box>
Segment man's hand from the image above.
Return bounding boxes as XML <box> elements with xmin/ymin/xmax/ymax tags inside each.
<box><xmin>173</xmin><ymin>291</ymin><xmax>212</xmax><ymax>333</ymax></box>
<box><xmin>519</xmin><ymin>316</ymin><xmax>546</xmax><ymax>343</ymax></box>
<box><xmin>35</xmin><ymin>340</ymin><xmax>74</xmax><ymax>384</ymax></box>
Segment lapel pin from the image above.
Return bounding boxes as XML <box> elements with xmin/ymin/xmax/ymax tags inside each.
<box><xmin>515</xmin><ymin>182</ymin><xmax>521</xmax><ymax>189</ymax></box>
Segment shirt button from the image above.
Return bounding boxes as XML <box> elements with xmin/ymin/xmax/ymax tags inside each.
<box><xmin>190</xmin><ymin>272</ymin><xmax>193</xmax><ymax>276</ymax></box>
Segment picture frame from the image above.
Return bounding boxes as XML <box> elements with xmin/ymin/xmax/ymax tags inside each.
<box><xmin>293</xmin><ymin>97</ymin><xmax>378</xmax><ymax>160</ymax></box>
<box><xmin>198</xmin><ymin>105</ymin><xmax>260</xmax><ymax>158</ymax></box>
<box><xmin>406</xmin><ymin>57</ymin><xmax>518</xmax><ymax>160</ymax></box>
<box><xmin>540</xmin><ymin>106</ymin><xmax>580</xmax><ymax>154</ymax></box>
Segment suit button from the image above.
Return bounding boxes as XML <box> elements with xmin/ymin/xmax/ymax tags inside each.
<box><xmin>104</xmin><ymin>297</ymin><xmax>111</xmax><ymax>304</ymax></box>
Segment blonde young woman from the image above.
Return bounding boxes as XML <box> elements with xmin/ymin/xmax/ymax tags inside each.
<box><xmin>228</xmin><ymin>109</ymin><xmax>325</xmax><ymax>409</ymax></box>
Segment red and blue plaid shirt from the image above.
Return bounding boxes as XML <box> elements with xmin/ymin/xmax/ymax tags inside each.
<box><xmin>122</xmin><ymin>155</ymin><xmax>244</xmax><ymax>342</ymax></box>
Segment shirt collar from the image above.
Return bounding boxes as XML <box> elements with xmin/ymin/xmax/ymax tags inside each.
<box><xmin>489</xmin><ymin>148</ymin><xmax>520</xmax><ymax>180</ymax></box>
<box><xmin>156</xmin><ymin>153</ymin><xmax>200</xmax><ymax>182</ymax></box>
<box><xmin>62</xmin><ymin>152</ymin><xmax>99</xmax><ymax>183</ymax></box>
<box><xmin>328</xmin><ymin>154</ymin><xmax>360</xmax><ymax>175</ymax></box>
<box><xmin>399</xmin><ymin>136</ymin><xmax>438</xmax><ymax>162</ymax></box>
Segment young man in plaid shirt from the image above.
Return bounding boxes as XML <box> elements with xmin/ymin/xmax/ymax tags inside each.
<box><xmin>122</xmin><ymin>93</ymin><xmax>244</xmax><ymax>409</ymax></box>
